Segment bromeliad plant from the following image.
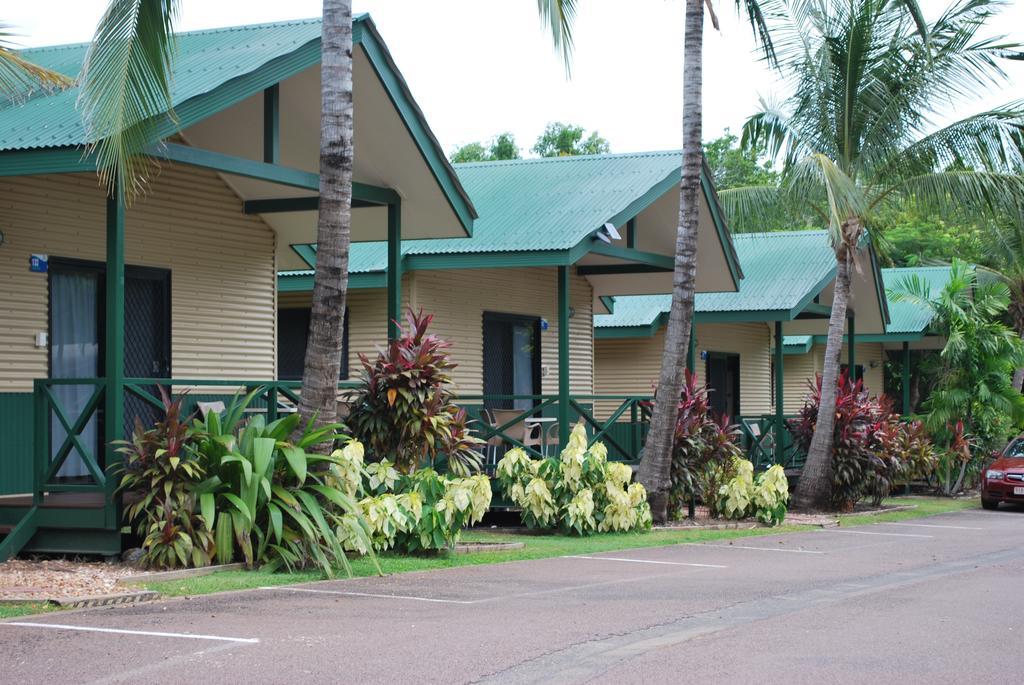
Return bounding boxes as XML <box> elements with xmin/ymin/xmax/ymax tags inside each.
<box><xmin>114</xmin><ymin>388</ymin><xmax>213</xmax><ymax>569</ymax></box>
<box><xmin>345</xmin><ymin>310</ymin><xmax>484</xmax><ymax>476</ymax></box>
<box><xmin>495</xmin><ymin>422</ymin><xmax>652</xmax><ymax>535</ymax></box>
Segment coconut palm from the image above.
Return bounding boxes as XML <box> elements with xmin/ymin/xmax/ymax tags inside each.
<box><xmin>729</xmin><ymin>0</ymin><xmax>1024</xmax><ymax>509</ymax></box>
<box><xmin>536</xmin><ymin>0</ymin><xmax>776</xmax><ymax>521</ymax></box>
<box><xmin>0</xmin><ymin>24</ymin><xmax>73</xmax><ymax>98</ymax></box>
<box><xmin>78</xmin><ymin>0</ymin><xmax>355</xmax><ymax>441</ymax></box>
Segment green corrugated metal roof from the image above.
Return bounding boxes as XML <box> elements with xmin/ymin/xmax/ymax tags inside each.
<box><xmin>1</xmin><ymin>19</ymin><xmax>326</xmax><ymax>151</ymax></box>
<box><xmin>284</xmin><ymin>151</ymin><xmax>703</xmax><ymax>263</ymax></box>
<box><xmin>1</xmin><ymin>16</ymin><xmax>476</xmax><ymax>229</ymax></box>
<box><xmin>594</xmin><ymin>230</ymin><xmax>836</xmax><ymax>328</ymax></box>
<box><xmin>883</xmin><ymin>265</ymin><xmax>954</xmax><ymax>334</ymax></box>
<box><xmin>782</xmin><ymin>335</ymin><xmax>814</xmax><ymax>354</ymax></box>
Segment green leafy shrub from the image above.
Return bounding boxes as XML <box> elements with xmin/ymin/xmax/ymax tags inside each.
<box><xmin>345</xmin><ymin>310</ymin><xmax>484</xmax><ymax>476</ymax></box>
<box><xmin>718</xmin><ymin>460</ymin><xmax>789</xmax><ymax>525</ymax></box>
<box><xmin>114</xmin><ymin>389</ymin><xmax>214</xmax><ymax>569</ymax></box>
<box><xmin>661</xmin><ymin>370</ymin><xmax>743</xmax><ymax>518</ymax></box>
<box><xmin>792</xmin><ymin>373</ymin><xmax>941</xmax><ymax>508</ymax></box>
<box><xmin>495</xmin><ymin>422</ymin><xmax>652</xmax><ymax>535</ymax></box>
<box><xmin>189</xmin><ymin>392</ymin><xmax>376</xmax><ymax>576</ymax></box>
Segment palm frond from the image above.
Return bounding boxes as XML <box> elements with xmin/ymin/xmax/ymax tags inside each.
<box><xmin>717</xmin><ymin>185</ymin><xmax>788</xmax><ymax>232</ymax></box>
<box><xmin>535</xmin><ymin>0</ymin><xmax>576</xmax><ymax>75</ymax></box>
<box><xmin>0</xmin><ymin>26</ymin><xmax>74</xmax><ymax>99</ymax></box>
<box><xmin>880</xmin><ymin>102</ymin><xmax>1024</xmax><ymax>180</ymax></box>
<box><xmin>877</xmin><ymin>170</ymin><xmax>1024</xmax><ymax>219</ymax></box>
<box><xmin>77</xmin><ymin>0</ymin><xmax>182</xmax><ymax>199</ymax></box>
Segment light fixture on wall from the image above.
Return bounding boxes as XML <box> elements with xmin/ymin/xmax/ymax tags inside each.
<box><xmin>593</xmin><ymin>222</ymin><xmax>621</xmax><ymax>244</ymax></box>
<box><xmin>0</xmin><ymin>229</ymin><xmax>5</xmax><ymax>247</ymax></box>
<box><xmin>869</xmin><ymin>360</ymin><xmax>879</xmax><ymax>369</ymax></box>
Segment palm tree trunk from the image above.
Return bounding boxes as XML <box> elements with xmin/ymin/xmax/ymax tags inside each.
<box><xmin>792</xmin><ymin>224</ymin><xmax>858</xmax><ymax>510</ymax></box>
<box><xmin>1013</xmin><ymin>322</ymin><xmax>1024</xmax><ymax>392</ymax></box>
<box><xmin>637</xmin><ymin>0</ymin><xmax>704</xmax><ymax>523</ymax></box>
<box><xmin>298</xmin><ymin>0</ymin><xmax>354</xmax><ymax>448</ymax></box>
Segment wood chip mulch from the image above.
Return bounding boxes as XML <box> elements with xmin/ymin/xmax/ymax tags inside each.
<box><xmin>0</xmin><ymin>558</ymin><xmax>143</xmax><ymax>601</ymax></box>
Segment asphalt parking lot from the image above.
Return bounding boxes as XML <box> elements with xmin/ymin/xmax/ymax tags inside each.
<box><xmin>2</xmin><ymin>506</ymin><xmax>1022</xmax><ymax>684</ymax></box>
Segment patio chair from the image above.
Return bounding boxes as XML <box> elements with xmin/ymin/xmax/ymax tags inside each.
<box><xmin>481</xmin><ymin>409</ymin><xmax>504</xmax><ymax>466</ymax></box>
<box><xmin>490</xmin><ymin>409</ymin><xmax>543</xmax><ymax>455</ymax></box>
<box><xmin>544</xmin><ymin>422</ymin><xmax>560</xmax><ymax>457</ymax></box>
<box><xmin>196</xmin><ymin>401</ymin><xmax>226</xmax><ymax>420</ymax></box>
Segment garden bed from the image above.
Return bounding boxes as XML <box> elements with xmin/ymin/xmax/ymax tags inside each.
<box><xmin>0</xmin><ymin>558</ymin><xmax>145</xmax><ymax>603</ymax></box>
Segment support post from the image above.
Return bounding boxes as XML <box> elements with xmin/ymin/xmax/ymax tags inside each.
<box><xmin>774</xmin><ymin>320</ymin><xmax>784</xmax><ymax>465</ymax></box>
<box><xmin>557</xmin><ymin>265</ymin><xmax>571</xmax><ymax>448</ymax></box>
<box><xmin>626</xmin><ymin>218</ymin><xmax>636</xmax><ymax>249</ymax></box>
<box><xmin>263</xmin><ymin>85</ymin><xmax>279</xmax><ymax>165</ymax></box>
<box><xmin>387</xmin><ymin>202</ymin><xmax>402</xmax><ymax>341</ymax></box>
<box><xmin>847</xmin><ymin>315</ymin><xmax>856</xmax><ymax>382</ymax></box>
<box><xmin>902</xmin><ymin>341</ymin><xmax>911</xmax><ymax>415</ymax></box>
<box><xmin>686</xmin><ymin>321</ymin><xmax>696</xmax><ymax>373</ymax></box>
<box><xmin>104</xmin><ymin>181</ymin><xmax>126</xmax><ymax>530</ymax></box>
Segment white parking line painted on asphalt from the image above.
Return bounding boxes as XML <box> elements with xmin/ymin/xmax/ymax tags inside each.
<box><xmin>3</xmin><ymin>622</ymin><xmax>259</xmax><ymax>643</ymax></box>
<box><xmin>565</xmin><ymin>555</ymin><xmax>727</xmax><ymax>568</ymax></box>
<box><xmin>876</xmin><ymin>522</ymin><xmax>984</xmax><ymax>531</ymax></box>
<box><xmin>682</xmin><ymin>543</ymin><xmax>825</xmax><ymax>555</ymax></box>
<box><xmin>819</xmin><ymin>529</ymin><xmax>933</xmax><ymax>539</ymax></box>
<box><xmin>261</xmin><ymin>586</ymin><xmax>477</xmax><ymax>604</ymax></box>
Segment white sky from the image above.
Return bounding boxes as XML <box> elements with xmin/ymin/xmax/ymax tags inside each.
<box><xmin>8</xmin><ymin>1</ymin><xmax>1024</xmax><ymax>156</ymax></box>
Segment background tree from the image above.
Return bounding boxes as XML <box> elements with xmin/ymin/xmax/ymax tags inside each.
<box><xmin>0</xmin><ymin>24</ymin><xmax>72</xmax><ymax>98</ymax></box>
<box><xmin>892</xmin><ymin>260</ymin><xmax>1024</xmax><ymax>453</ymax></box>
<box><xmin>79</xmin><ymin>0</ymin><xmax>357</xmax><ymax>443</ymax></box>
<box><xmin>536</xmin><ymin>0</ymin><xmax>775</xmax><ymax>522</ymax></box>
<box><xmin>532</xmin><ymin>121</ymin><xmax>610</xmax><ymax>157</ymax></box>
<box><xmin>707</xmin><ymin>131</ymin><xmax>812</xmax><ymax>231</ymax></box>
<box><xmin>449</xmin><ymin>132</ymin><xmax>521</xmax><ymax>163</ymax></box>
<box><xmin>984</xmin><ymin>212</ymin><xmax>1024</xmax><ymax>390</ymax></box>
<box><xmin>737</xmin><ymin>0</ymin><xmax>1024</xmax><ymax>510</ymax></box>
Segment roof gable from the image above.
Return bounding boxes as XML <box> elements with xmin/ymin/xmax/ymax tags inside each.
<box><xmin>595</xmin><ymin>230</ymin><xmax>836</xmax><ymax>330</ymax></box>
<box><xmin>0</xmin><ymin>15</ymin><xmax>475</xmax><ymax>236</ymax></box>
<box><xmin>883</xmin><ymin>265</ymin><xmax>954</xmax><ymax>334</ymax></box>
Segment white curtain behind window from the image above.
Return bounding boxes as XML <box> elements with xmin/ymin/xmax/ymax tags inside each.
<box><xmin>512</xmin><ymin>324</ymin><xmax>534</xmax><ymax>412</ymax></box>
<box><xmin>50</xmin><ymin>270</ymin><xmax>99</xmax><ymax>479</ymax></box>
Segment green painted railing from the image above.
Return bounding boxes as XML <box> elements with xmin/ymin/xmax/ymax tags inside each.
<box><xmin>737</xmin><ymin>414</ymin><xmax>806</xmax><ymax>470</ymax></box>
<box><xmin>29</xmin><ymin>377</ymin><xmax>363</xmax><ymax>500</ymax></box>
<box><xmin>458</xmin><ymin>394</ymin><xmax>653</xmax><ymax>469</ymax></box>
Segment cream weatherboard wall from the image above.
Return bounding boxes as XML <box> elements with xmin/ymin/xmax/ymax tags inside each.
<box><xmin>278</xmin><ymin>276</ymin><xmax>409</xmax><ymax>377</ymax></box>
<box><xmin>0</xmin><ymin>165</ymin><xmax>277</xmax><ymax>392</ymax></box>
<box><xmin>280</xmin><ymin>267</ymin><xmax>595</xmax><ymax>396</ymax></box>
<box><xmin>409</xmin><ymin>267</ymin><xmax>593</xmax><ymax>396</ymax></box>
<box><xmin>779</xmin><ymin>341</ymin><xmax>886</xmax><ymax>414</ymax></box>
<box><xmin>594</xmin><ymin>322</ymin><xmax>772</xmax><ymax>419</ymax></box>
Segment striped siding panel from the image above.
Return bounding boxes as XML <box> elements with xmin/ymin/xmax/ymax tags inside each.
<box><xmin>0</xmin><ymin>165</ymin><xmax>277</xmax><ymax>391</ymax></box>
<box><xmin>594</xmin><ymin>322</ymin><xmax>771</xmax><ymax>419</ymax></box>
<box><xmin>781</xmin><ymin>342</ymin><xmax>887</xmax><ymax>413</ymax></box>
<box><xmin>392</xmin><ymin>267</ymin><xmax>593</xmax><ymax>395</ymax></box>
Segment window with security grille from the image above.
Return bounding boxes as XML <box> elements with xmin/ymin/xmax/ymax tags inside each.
<box><xmin>278</xmin><ymin>307</ymin><xmax>348</xmax><ymax>380</ymax></box>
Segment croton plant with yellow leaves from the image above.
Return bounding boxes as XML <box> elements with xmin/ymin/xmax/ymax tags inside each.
<box><xmin>329</xmin><ymin>440</ymin><xmax>491</xmax><ymax>554</ymax></box>
<box><xmin>496</xmin><ymin>422</ymin><xmax>652</xmax><ymax>535</ymax></box>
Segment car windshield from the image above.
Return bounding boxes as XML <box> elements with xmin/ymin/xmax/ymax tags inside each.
<box><xmin>1005</xmin><ymin>438</ymin><xmax>1024</xmax><ymax>458</ymax></box>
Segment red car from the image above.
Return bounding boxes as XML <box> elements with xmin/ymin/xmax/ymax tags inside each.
<box><xmin>982</xmin><ymin>435</ymin><xmax>1024</xmax><ymax>510</ymax></box>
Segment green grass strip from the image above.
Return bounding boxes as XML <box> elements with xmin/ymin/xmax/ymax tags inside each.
<box><xmin>1</xmin><ymin>496</ymin><xmax>978</xmax><ymax>615</ymax></box>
